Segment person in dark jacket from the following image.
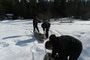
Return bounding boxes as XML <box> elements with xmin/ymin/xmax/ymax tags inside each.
<box><xmin>41</xmin><ymin>21</ymin><xmax>50</xmax><ymax>38</ymax></box>
<box><xmin>45</xmin><ymin>34</ymin><xmax>83</xmax><ymax>60</ymax></box>
<box><xmin>33</xmin><ymin>16</ymin><xmax>39</xmax><ymax>32</ymax></box>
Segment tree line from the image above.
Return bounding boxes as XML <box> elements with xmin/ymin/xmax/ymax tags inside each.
<box><xmin>0</xmin><ymin>0</ymin><xmax>90</xmax><ymax>20</ymax></box>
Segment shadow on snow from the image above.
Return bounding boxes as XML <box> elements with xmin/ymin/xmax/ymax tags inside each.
<box><xmin>2</xmin><ymin>36</ymin><xmax>22</xmax><ymax>40</ymax></box>
<box><xmin>15</xmin><ymin>35</ymin><xmax>35</xmax><ymax>47</ymax></box>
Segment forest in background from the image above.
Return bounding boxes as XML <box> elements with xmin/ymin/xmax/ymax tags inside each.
<box><xmin>0</xmin><ymin>0</ymin><xmax>90</xmax><ymax>20</ymax></box>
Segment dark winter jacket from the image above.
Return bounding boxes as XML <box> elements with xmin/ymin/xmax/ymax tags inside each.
<box><xmin>49</xmin><ymin>35</ymin><xmax>83</xmax><ymax>59</ymax></box>
<box><xmin>33</xmin><ymin>18</ymin><xmax>38</xmax><ymax>26</ymax></box>
<box><xmin>41</xmin><ymin>22</ymin><xmax>50</xmax><ymax>30</ymax></box>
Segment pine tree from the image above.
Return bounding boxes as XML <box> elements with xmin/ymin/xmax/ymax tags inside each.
<box><xmin>60</xmin><ymin>0</ymin><xmax>66</xmax><ymax>17</ymax></box>
<box><xmin>12</xmin><ymin>0</ymin><xmax>20</xmax><ymax>19</ymax></box>
<box><xmin>19</xmin><ymin>0</ymin><xmax>28</xmax><ymax>18</ymax></box>
<box><xmin>0</xmin><ymin>0</ymin><xmax>5</xmax><ymax>20</ymax></box>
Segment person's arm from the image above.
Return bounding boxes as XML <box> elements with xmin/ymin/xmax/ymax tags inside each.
<box><xmin>37</xmin><ymin>19</ymin><xmax>41</xmax><ymax>23</ymax></box>
<box><xmin>51</xmin><ymin>48</ymin><xmax>56</xmax><ymax>58</ymax></box>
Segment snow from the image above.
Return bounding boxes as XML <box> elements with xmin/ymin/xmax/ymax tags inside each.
<box><xmin>0</xmin><ymin>19</ymin><xmax>90</xmax><ymax>60</ymax></box>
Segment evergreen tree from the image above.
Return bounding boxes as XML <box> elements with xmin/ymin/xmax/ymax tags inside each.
<box><xmin>2</xmin><ymin>0</ymin><xmax>13</xmax><ymax>13</ymax></box>
<box><xmin>38</xmin><ymin>1</ymin><xmax>52</xmax><ymax>21</ymax></box>
<box><xmin>12</xmin><ymin>0</ymin><xmax>20</xmax><ymax>19</ymax></box>
<box><xmin>30</xmin><ymin>0</ymin><xmax>38</xmax><ymax>17</ymax></box>
<box><xmin>19</xmin><ymin>0</ymin><xmax>28</xmax><ymax>18</ymax></box>
<box><xmin>60</xmin><ymin>0</ymin><xmax>66</xmax><ymax>17</ymax></box>
<box><xmin>0</xmin><ymin>0</ymin><xmax>5</xmax><ymax>20</ymax></box>
<box><xmin>73</xmin><ymin>0</ymin><xmax>82</xmax><ymax>19</ymax></box>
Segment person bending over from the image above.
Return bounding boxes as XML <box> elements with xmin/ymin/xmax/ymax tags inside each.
<box><xmin>45</xmin><ymin>34</ymin><xmax>83</xmax><ymax>60</ymax></box>
<box><xmin>41</xmin><ymin>21</ymin><xmax>50</xmax><ymax>38</ymax></box>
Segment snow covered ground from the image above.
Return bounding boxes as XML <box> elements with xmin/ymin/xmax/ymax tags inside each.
<box><xmin>0</xmin><ymin>18</ymin><xmax>90</xmax><ymax>60</ymax></box>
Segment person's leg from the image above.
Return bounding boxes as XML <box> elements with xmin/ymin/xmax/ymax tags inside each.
<box><xmin>36</xmin><ymin>26</ymin><xmax>39</xmax><ymax>32</ymax></box>
<box><xmin>42</xmin><ymin>28</ymin><xmax>45</xmax><ymax>31</ymax></box>
<box><xmin>42</xmin><ymin>28</ymin><xmax>46</xmax><ymax>38</ymax></box>
<box><xmin>33</xmin><ymin>26</ymin><xmax>35</xmax><ymax>32</ymax></box>
<box><xmin>69</xmin><ymin>48</ymin><xmax>82</xmax><ymax>60</ymax></box>
<box><xmin>42</xmin><ymin>28</ymin><xmax>45</xmax><ymax>34</ymax></box>
<box><xmin>46</xmin><ymin>29</ymin><xmax>49</xmax><ymax>38</ymax></box>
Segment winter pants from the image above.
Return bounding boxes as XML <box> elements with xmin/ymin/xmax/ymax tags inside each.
<box><xmin>57</xmin><ymin>45</ymin><xmax>82</xmax><ymax>60</ymax></box>
<box><xmin>33</xmin><ymin>25</ymin><xmax>39</xmax><ymax>32</ymax></box>
<box><xmin>69</xmin><ymin>45</ymin><xmax>82</xmax><ymax>60</ymax></box>
<box><xmin>42</xmin><ymin>28</ymin><xmax>49</xmax><ymax>38</ymax></box>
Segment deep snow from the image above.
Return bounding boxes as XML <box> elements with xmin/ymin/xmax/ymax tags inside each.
<box><xmin>0</xmin><ymin>18</ymin><xmax>90</xmax><ymax>60</ymax></box>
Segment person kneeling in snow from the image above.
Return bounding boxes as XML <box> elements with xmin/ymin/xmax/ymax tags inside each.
<box><xmin>45</xmin><ymin>34</ymin><xmax>83</xmax><ymax>60</ymax></box>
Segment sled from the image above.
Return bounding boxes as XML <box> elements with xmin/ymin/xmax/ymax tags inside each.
<box><xmin>34</xmin><ymin>32</ymin><xmax>47</xmax><ymax>41</ymax></box>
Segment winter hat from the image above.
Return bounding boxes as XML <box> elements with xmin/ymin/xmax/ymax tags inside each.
<box><xmin>49</xmin><ymin>34</ymin><xmax>56</xmax><ymax>41</ymax></box>
<box><xmin>35</xmin><ymin>16</ymin><xmax>37</xmax><ymax>19</ymax></box>
<box><xmin>45</xmin><ymin>41</ymin><xmax>52</xmax><ymax>49</ymax></box>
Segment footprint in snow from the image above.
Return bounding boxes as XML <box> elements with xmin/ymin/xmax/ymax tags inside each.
<box><xmin>0</xmin><ymin>42</ymin><xmax>9</xmax><ymax>47</ymax></box>
<box><xmin>80</xmin><ymin>32</ymin><xmax>85</xmax><ymax>34</ymax></box>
